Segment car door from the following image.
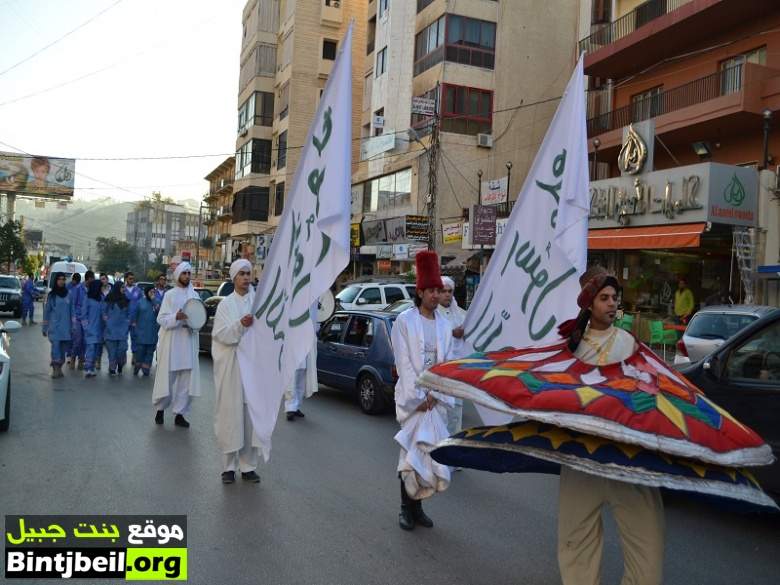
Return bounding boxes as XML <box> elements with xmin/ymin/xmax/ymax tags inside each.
<box><xmin>316</xmin><ymin>314</ymin><xmax>351</xmax><ymax>388</ymax></box>
<box><xmin>340</xmin><ymin>315</ymin><xmax>374</xmax><ymax>382</ymax></box>
<box><xmin>354</xmin><ymin>286</ymin><xmax>383</xmax><ymax>311</ymax></box>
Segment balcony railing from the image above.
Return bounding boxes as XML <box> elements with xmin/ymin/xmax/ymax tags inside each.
<box><xmin>579</xmin><ymin>0</ymin><xmax>691</xmax><ymax>56</ymax></box>
<box><xmin>587</xmin><ymin>64</ymin><xmax>743</xmax><ymax>137</ymax></box>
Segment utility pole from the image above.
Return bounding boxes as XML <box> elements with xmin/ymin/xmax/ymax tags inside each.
<box><xmin>427</xmin><ymin>82</ymin><xmax>440</xmax><ymax>252</ymax></box>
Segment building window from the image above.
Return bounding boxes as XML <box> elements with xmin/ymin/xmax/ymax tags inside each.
<box><xmin>278</xmin><ymin>82</ymin><xmax>289</xmax><ymax>120</ymax></box>
<box><xmin>720</xmin><ymin>46</ymin><xmax>766</xmax><ymax>94</ymax></box>
<box><xmin>445</xmin><ymin>15</ymin><xmax>496</xmax><ymax>70</ymax></box>
<box><xmin>367</xmin><ymin>16</ymin><xmax>376</xmax><ymax>55</ymax></box>
<box><xmin>235</xmin><ymin>138</ymin><xmax>272</xmax><ymax>179</ymax></box>
<box><xmin>413</xmin><ymin>15</ymin><xmax>445</xmax><ymax>75</ymax></box>
<box><xmin>362</xmin><ymin>168</ymin><xmax>412</xmax><ymax>213</ymax></box>
<box><xmin>630</xmin><ymin>86</ymin><xmax>662</xmax><ymax>123</ymax></box>
<box><xmin>274</xmin><ymin>182</ymin><xmax>285</xmax><ymax>216</ymax></box>
<box><xmin>322</xmin><ymin>39</ymin><xmax>337</xmax><ymax>60</ymax></box>
<box><xmin>441</xmin><ymin>84</ymin><xmax>492</xmax><ymax>135</ymax></box>
<box><xmin>373</xmin><ymin>107</ymin><xmax>384</xmax><ymax>136</ymax></box>
<box><xmin>416</xmin><ymin>0</ymin><xmax>435</xmax><ymax>13</ymax></box>
<box><xmin>238</xmin><ymin>91</ymin><xmax>274</xmax><ymax>132</ymax></box>
<box><xmin>376</xmin><ymin>47</ymin><xmax>387</xmax><ymax>77</ymax></box>
<box><xmin>277</xmin><ymin>131</ymin><xmax>288</xmax><ymax>169</ymax></box>
<box><xmin>378</xmin><ymin>0</ymin><xmax>389</xmax><ymax>19</ymax></box>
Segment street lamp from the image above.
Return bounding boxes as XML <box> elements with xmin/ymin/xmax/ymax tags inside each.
<box><xmin>477</xmin><ymin>169</ymin><xmax>483</xmax><ymax>205</ymax></box>
<box><xmin>762</xmin><ymin>108</ymin><xmax>772</xmax><ymax>170</ymax></box>
<box><xmin>505</xmin><ymin>161</ymin><xmax>513</xmax><ymax>213</ymax></box>
<box><xmin>592</xmin><ymin>137</ymin><xmax>601</xmax><ymax>181</ymax></box>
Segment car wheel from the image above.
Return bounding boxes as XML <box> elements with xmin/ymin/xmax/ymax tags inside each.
<box><xmin>357</xmin><ymin>373</ymin><xmax>386</xmax><ymax>415</ymax></box>
<box><xmin>0</xmin><ymin>375</ymin><xmax>9</xmax><ymax>432</ymax></box>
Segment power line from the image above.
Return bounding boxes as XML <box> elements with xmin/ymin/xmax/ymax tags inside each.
<box><xmin>0</xmin><ymin>0</ymin><xmax>124</xmax><ymax>77</ymax></box>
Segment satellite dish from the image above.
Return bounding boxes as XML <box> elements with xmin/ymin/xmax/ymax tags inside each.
<box><xmin>316</xmin><ymin>290</ymin><xmax>336</xmax><ymax>323</ymax></box>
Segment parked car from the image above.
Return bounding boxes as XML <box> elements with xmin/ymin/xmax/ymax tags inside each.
<box><xmin>0</xmin><ymin>319</ymin><xmax>23</xmax><ymax>432</ymax></box>
<box><xmin>216</xmin><ymin>280</ymin><xmax>234</xmax><ymax>297</ymax></box>
<box><xmin>674</xmin><ymin>305</ymin><xmax>776</xmax><ymax>365</ymax></box>
<box><xmin>384</xmin><ymin>299</ymin><xmax>414</xmax><ymax>313</ymax></box>
<box><xmin>34</xmin><ymin>280</ymin><xmax>47</xmax><ymax>298</ymax></box>
<box><xmin>678</xmin><ymin>308</ymin><xmax>780</xmax><ymax>495</ymax></box>
<box><xmin>336</xmin><ymin>281</ymin><xmax>416</xmax><ymax>312</ymax></box>
<box><xmin>198</xmin><ymin>296</ymin><xmax>224</xmax><ymax>354</ymax></box>
<box><xmin>317</xmin><ymin>309</ymin><xmax>399</xmax><ymax>414</ymax></box>
<box><xmin>194</xmin><ymin>287</ymin><xmax>214</xmax><ymax>302</ymax></box>
<box><xmin>0</xmin><ymin>275</ymin><xmax>22</xmax><ymax>317</ymax></box>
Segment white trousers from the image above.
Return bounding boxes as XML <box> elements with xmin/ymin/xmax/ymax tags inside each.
<box><xmin>154</xmin><ymin>370</ymin><xmax>192</xmax><ymax>415</ymax></box>
<box><xmin>284</xmin><ymin>368</ymin><xmax>306</xmax><ymax>412</ymax></box>
<box><xmin>222</xmin><ymin>404</ymin><xmax>258</xmax><ymax>473</ymax></box>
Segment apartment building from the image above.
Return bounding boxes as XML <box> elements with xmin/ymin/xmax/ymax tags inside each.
<box><xmin>126</xmin><ymin>201</ymin><xmax>202</xmax><ymax>266</ymax></box>
<box><xmin>234</xmin><ymin>0</ymin><xmax>367</xmax><ymax>265</ymax></box>
<box><xmin>352</xmin><ymin>0</ymin><xmax>580</xmax><ymax>278</ymax></box>
<box><xmin>580</xmin><ymin>0</ymin><xmax>780</xmax><ymax>307</ymax></box>
<box><xmin>203</xmin><ymin>156</ymin><xmax>235</xmax><ymax>274</ymax></box>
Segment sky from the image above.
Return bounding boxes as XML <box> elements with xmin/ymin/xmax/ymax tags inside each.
<box><xmin>0</xmin><ymin>0</ymin><xmax>246</xmax><ymax>203</ymax></box>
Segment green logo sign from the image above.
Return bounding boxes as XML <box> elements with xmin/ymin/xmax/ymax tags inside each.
<box><xmin>724</xmin><ymin>173</ymin><xmax>746</xmax><ymax>207</ymax></box>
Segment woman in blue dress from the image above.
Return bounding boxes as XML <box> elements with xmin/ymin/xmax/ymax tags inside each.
<box><xmin>42</xmin><ymin>273</ymin><xmax>72</xmax><ymax>378</ymax></box>
<box><xmin>102</xmin><ymin>282</ymin><xmax>131</xmax><ymax>376</ymax></box>
<box><xmin>131</xmin><ymin>287</ymin><xmax>160</xmax><ymax>377</ymax></box>
<box><xmin>80</xmin><ymin>280</ymin><xmax>105</xmax><ymax>378</ymax></box>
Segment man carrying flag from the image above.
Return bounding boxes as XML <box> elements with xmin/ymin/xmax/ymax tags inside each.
<box><xmin>237</xmin><ymin>25</ymin><xmax>354</xmax><ymax>462</ymax></box>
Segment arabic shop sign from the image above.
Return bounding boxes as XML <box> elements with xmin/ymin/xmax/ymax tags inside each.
<box><xmin>588</xmin><ymin>162</ymin><xmax>757</xmax><ymax>229</ymax></box>
<box><xmin>361</xmin><ymin>215</ymin><xmax>430</xmax><ymax>245</ymax></box>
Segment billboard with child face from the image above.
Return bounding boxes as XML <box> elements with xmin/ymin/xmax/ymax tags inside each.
<box><xmin>0</xmin><ymin>152</ymin><xmax>75</xmax><ymax>199</ymax></box>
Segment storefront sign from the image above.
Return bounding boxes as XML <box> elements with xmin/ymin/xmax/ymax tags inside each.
<box><xmin>481</xmin><ymin>176</ymin><xmax>508</xmax><ymax>206</ymax></box>
<box><xmin>350</xmin><ymin>223</ymin><xmax>361</xmax><ymax>247</ymax></box>
<box><xmin>408</xmin><ymin>243</ymin><xmax>428</xmax><ymax>257</ymax></box>
<box><xmin>411</xmin><ymin>97</ymin><xmax>436</xmax><ymax>116</ymax></box>
<box><xmin>362</xmin><ymin>219</ymin><xmax>387</xmax><ymax>244</ymax></box>
<box><xmin>589</xmin><ymin>162</ymin><xmax>757</xmax><ymax>229</ymax></box>
<box><xmin>405</xmin><ymin>215</ymin><xmax>429</xmax><ymax>242</ymax></box>
<box><xmin>385</xmin><ymin>217</ymin><xmax>406</xmax><ymax>243</ymax></box>
<box><xmin>471</xmin><ymin>205</ymin><xmax>497</xmax><ymax>246</ymax></box>
<box><xmin>392</xmin><ymin>243</ymin><xmax>409</xmax><ymax>260</ymax></box>
<box><xmin>350</xmin><ymin>185</ymin><xmax>363</xmax><ymax>216</ymax></box>
<box><xmin>377</xmin><ymin>260</ymin><xmax>392</xmax><ymax>271</ymax></box>
<box><xmin>462</xmin><ymin>217</ymin><xmax>509</xmax><ymax>250</ymax></box>
<box><xmin>442</xmin><ymin>222</ymin><xmax>463</xmax><ymax>244</ymax></box>
<box><xmin>376</xmin><ymin>245</ymin><xmax>393</xmax><ymax>259</ymax></box>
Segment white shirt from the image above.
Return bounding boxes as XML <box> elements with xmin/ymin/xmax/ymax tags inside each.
<box><xmin>421</xmin><ymin>315</ymin><xmax>438</xmax><ymax>370</ymax></box>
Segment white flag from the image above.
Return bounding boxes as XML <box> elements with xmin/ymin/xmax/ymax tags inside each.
<box><xmin>237</xmin><ymin>25</ymin><xmax>353</xmax><ymax>461</ymax></box>
<box><xmin>462</xmin><ymin>57</ymin><xmax>590</xmax><ymax>423</ymax></box>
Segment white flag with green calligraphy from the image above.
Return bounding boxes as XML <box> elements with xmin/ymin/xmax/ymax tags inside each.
<box><xmin>238</xmin><ymin>25</ymin><xmax>353</xmax><ymax>461</ymax></box>
<box><xmin>462</xmin><ymin>56</ymin><xmax>590</xmax><ymax>423</ymax></box>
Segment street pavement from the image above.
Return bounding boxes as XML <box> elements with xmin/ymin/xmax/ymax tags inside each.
<box><xmin>1</xmin><ymin>321</ymin><xmax>779</xmax><ymax>585</ymax></box>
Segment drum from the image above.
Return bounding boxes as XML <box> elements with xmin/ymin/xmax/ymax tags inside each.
<box><xmin>316</xmin><ymin>290</ymin><xmax>336</xmax><ymax>323</ymax></box>
<box><xmin>183</xmin><ymin>298</ymin><xmax>207</xmax><ymax>330</ymax></box>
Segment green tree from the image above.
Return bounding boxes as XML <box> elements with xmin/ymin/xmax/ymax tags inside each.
<box><xmin>21</xmin><ymin>252</ymin><xmax>43</xmax><ymax>277</ymax></box>
<box><xmin>96</xmin><ymin>237</ymin><xmax>141</xmax><ymax>274</ymax></box>
<box><xmin>145</xmin><ymin>254</ymin><xmax>167</xmax><ymax>280</ymax></box>
<box><xmin>0</xmin><ymin>221</ymin><xmax>27</xmax><ymax>273</ymax></box>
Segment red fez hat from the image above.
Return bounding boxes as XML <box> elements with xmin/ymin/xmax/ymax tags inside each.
<box><xmin>577</xmin><ymin>266</ymin><xmax>620</xmax><ymax>309</ymax></box>
<box><xmin>415</xmin><ymin>250</ymin><xmax>443</xmax><ymax>291</ymax></box>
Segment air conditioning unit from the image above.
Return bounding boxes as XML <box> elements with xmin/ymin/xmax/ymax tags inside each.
<box><xmin>477</xmin><ymin>133</ymin><xmax>493</xmax><ymax>148</ymax></box>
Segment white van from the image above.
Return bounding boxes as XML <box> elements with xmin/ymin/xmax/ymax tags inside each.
<box><xmin>46</xmin><ymin>261</ymin><xmax>89</xmax><ymax>292</ymax></box>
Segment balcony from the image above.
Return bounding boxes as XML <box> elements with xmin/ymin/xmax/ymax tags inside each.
<box><xmin>580</xmin><ymin>0</ymin><xmax>775</xmax><ymax>79</ymax></box>
<box><xmin>587</xmin><ymin>62</ymin><xmax>780</xmax><ymax>159</ymax></box>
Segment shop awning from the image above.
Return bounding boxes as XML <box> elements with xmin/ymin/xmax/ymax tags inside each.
<box><xmin>588</xmin><ymin>223</ymin><xmax>707</xmax><ymax>250</ymax></box>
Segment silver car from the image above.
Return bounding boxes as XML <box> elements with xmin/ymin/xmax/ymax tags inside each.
<box><xmin>674</xmin><ymin>305</ymin><xmax>777</xmax><ymax>365</ymax></box>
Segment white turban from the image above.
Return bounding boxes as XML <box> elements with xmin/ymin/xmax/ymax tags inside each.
<box><xmin>173</xmin><ymin>262</ymin><xmax>192</xmax><ymax>282</ymax></box>
<box><xmin>441</xmin><ymin>276</ymin><xmax>455</xmax><ymax>290</ymax></box>
<box><xmin>230</xmin><ymin>259</ymin><xmax>252</xmax><ymax>281</ymax></box>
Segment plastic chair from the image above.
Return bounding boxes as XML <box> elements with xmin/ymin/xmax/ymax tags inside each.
<box><xmin>648</xmin><ymin>320</ymin><xmax>679</xmax><ymax>360</ymax></box>
<box><xmin>616</xmin><ymin>313</ymin><xmax>634</xmax><ymax>333</ymax></box>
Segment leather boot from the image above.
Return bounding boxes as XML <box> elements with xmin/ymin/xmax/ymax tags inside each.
<box><xmin>399</xmin><ymin>478</ymin><xmax>415</xmax><ymax>531</ymax></box>
<box><xmin>412</xmin><ymin>499</ymin><xmax>434</xmax><ymax>528</ymax></box>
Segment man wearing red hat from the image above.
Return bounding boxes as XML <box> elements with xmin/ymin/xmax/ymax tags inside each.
<box><xmin>558</xmin><ymin>266</ymin><xmax>664</xmax><ymax>585</ymax></box>
<box><xmin>390</xmin><ymin>250</ymin><xmax>455</xmax><ymax>531</ymax></box>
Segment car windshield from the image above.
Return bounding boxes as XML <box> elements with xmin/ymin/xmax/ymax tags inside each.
<box><xmin>0</xmin><ymin>277</ymin><xmax>19</xmax><ymax>289</ymax></box>
<box><xmin>686</xmin><ymin>313</ymin><xmax>757</xmax><ymax>340</ymax></box>
<box><xmin>336</xmin><ymin>285</ymin><xmax>361</xmax><ymax>304</ymax></box>
<box><xmin>384</xmin><ymin>299</ymin><xmax>413</xmax><ymax>313</ymax></box>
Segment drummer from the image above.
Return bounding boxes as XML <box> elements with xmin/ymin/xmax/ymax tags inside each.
<box><xmin>151</xmin><ymin>262</ymin><xmax>202</xmax><ymax>428</ymax></box>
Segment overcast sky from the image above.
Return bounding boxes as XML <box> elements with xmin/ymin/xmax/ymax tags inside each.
<box><xmin>0</xmin><ymin>0</ymin><xmax>245</xmax><ymax>203</ymax></box>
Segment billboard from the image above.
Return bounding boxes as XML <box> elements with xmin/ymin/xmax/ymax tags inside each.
<box><xmin>0</xmin><ymin>152</ymin><xmax>75</xmax><ymax>199</ymax></box>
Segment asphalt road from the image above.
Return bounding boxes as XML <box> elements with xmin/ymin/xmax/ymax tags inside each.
<box><xmin>1</xmin><ymin>323</ymin><xmax>779</xmax><ymax>585</ymax></box>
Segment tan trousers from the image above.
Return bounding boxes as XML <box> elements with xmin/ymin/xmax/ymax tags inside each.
<box><xmin>558</xmin><ymin>467</ymin><xmax>665</xmax><ymax>585</ymax></box>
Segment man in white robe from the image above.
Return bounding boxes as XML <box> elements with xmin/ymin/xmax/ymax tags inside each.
<box><xmin>436</xmin><ymin>276</ymin><xmax>468</xmax><ymax>436</ymax></box>
<box><xmin>152</xmin><ymin>262</ymin><xmax>201</xmax><ymax>428</ymax></box>
<box><xmin>391</xmin><ymin>251</ymin><xmax>454</xmax><ymax>531</ymax></box>
<box><xmin>212</xmin><ymin>259</ymin><xmax>262</xmax><ymax>484</ymax></box>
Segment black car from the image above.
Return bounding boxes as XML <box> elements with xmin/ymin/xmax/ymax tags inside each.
<box><xmin>317</xmin><ymin>309</ymin><xmax>398</xmax><ymax>414</ymax></box>
<box><xmin>678</xmin><ymin>308</ymin><xmax>780</xmax><ymax>495</ymax></box>
<box><xmin>198</xmin><ymin>296</ymin><xmax>224</xmax><ymax>354</ymax></box>
<box><xmin>0</xmin><ymin>275</ymin><xmax>22</xmax><ymax>317</ymax></box>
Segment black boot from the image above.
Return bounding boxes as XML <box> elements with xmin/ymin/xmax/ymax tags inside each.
<box><xmin>399</xmin><ymin>478</ymin><xmax>415</xmax><ymax>531</ymax></box>
<box><xmin>412</xmin><ymin>499</ymin><xmax>433</xmax><ymax>528</ymax></box>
